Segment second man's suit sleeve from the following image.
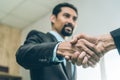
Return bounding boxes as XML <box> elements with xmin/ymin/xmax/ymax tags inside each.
<box><xmin>110</xmin><ymin>28</ymin><xmax>120</xmax><ymax>54</ymax></box>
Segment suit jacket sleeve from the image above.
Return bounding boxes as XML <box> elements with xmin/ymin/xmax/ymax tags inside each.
<box><xmin>16</xmin><ymin>30</ymin><xmax>59</xmax><ymax>69</ymax></box>
<box><xmin>110</xmin><ymin>28</ymin><xmax>120</xmax><ymax>54</ymax></box>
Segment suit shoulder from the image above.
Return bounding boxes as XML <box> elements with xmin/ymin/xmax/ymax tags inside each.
<box><xmin>28</xmin><ymin>30</ymin><xmax>45</xmax><ymax>35</ymax></box>
<box><xmin>27</xmin><ymin>30</ymin><xmax>46</xmax><ymax>38</ymax></box>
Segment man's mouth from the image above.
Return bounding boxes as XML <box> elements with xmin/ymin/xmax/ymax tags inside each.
<box><xmin>64</xmin><ymin>26</ymin><xmax>73</xmax><ymax>34</ymax></box>
<box><xmin>61</xmin><ymin>23</ymin><xmax>74</xmax><ymax>36</ymax></box>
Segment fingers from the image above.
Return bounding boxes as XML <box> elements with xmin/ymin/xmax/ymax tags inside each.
<box><xmin>76</xmin><ymin>51</ymin><xmax>86</xmax><ymax>66</ymax></box>
<box><xmin>71</xmin><ymin>33</ymin><xmax>98</xmax><ymax>44</ymax></box>
<box><xmin>71</xmin><ymin>51</ymin><xmax>80</xmax><ymax>64</ymax></box>
<box><xmin>82</xmin><ymin>56</ymin><xmax>89</xmax><ymax>68</ymax></box>
<box><xmin>95</xmin><ymin>41</ymin><xmax>105</xmax><ymax>57</ymax></box>
<box><xmin>66</xmin><ymin>38</ymin><xmax>100</xmax><ymax>68</ymax></box>
<box><xmin>67</xmin><ymin>51</ymin><xmax>89</xmax><ymax>67</ymax></box>
<box><xmin>70</xmin><ymin>36</ymin><xmax>78</xmax><ymax>45</ymax></box>
<box><xmin>75</xmin><ymin>39</ymin><xmax>100</xmax><ymax>62</ymax></box>
<box><xmin>76</xmin><ymin>51</ymin><xmax>98</xmax><ymax>68</ymax></box>
<box><xmin>70</xmin><ymin>34</ymin><xmax>84</xmax><ymax>44</ymax></box>
<box><xmin>64</xmin><ymin>50</ymin><xmax>99</xmax><ymax>68</ymax></box>
<box><xmin>87</xmin><ymin>61</ymin><xmax>95</xmax><ymax>68</ymax></box>
<box><xmin>65</xmin><ymin>55</ymin><xmax>71</xmax><ymax>61</ymax></box>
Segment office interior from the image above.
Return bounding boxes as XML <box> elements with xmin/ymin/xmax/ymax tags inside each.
<box><xmin>0</xmin><ymin>0</ymin><xmax>120</xmax><ymax>80</ymax></box>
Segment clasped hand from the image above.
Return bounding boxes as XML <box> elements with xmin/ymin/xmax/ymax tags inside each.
<box><xmin>57</xmin><ymin>33</ymin><xmax>115</xmax><ymax>68</ymax></box>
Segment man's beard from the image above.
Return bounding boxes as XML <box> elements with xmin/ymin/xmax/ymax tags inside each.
<box><xmin>61</xmin><ymin>23</ymin><xmax>74</xmax><ymax>36</ymax></box>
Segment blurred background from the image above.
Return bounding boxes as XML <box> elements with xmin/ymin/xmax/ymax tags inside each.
<box><xmin>0</xmin><ymin>0</ymin><xmax>120</xmax><ymax>80</ymax></box>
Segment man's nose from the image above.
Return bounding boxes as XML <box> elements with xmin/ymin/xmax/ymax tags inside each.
<box><xmin>67</xmin><ymin>18</ymin><xmax>74</xmax><ymax>24</ymax></box>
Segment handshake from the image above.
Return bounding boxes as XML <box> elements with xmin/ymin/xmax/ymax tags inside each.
<box><xmin>57</xmin><ymin>33</ymin><xmax>116</xmax><ymax>68</ymax></box>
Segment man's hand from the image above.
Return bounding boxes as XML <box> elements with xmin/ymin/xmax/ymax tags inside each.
<box><xmin>69</xmin><ymin>33</ymin><xmax>116</xmax><ymax>68</ymax></box>
<box><xmin>57</xmin><ymin>38</ymin><xmax>100</xmax><ymax>68</ymax></box>
<box><xmin>57</xmin><ymin>41</ymin><xmax>77</xmax><ymax>58</ymax></box>
<box><xmin>94</xmin><ymin>33</ymin><xmax>116</xmax><ymax>57</ymax></box>
<box><xmin>57</xmin><ymin>41</ymin><xmax>91</xmax><ymax>68</ymax></box>
<box><xmin>70</xmin><ymin>33</ymin><xmax>100</xmax><ymax>68</ymax></box>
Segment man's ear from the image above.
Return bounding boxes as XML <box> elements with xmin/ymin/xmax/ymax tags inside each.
<box><xmin>50</xmin><ymin>15</ymin><xmax>56</xmax><ymax>24</ymax></box>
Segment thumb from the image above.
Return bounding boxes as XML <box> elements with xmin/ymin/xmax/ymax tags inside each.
<box><xmin>70</xmin><ymin>36</ymin><xmax>78</xmax><ymax>45</ymax></box>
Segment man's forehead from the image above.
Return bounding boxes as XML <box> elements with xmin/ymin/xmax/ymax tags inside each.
<box><xmin>61</xmin><ymin>7</ymin><xmax>77</xmax><ymax>16</ymax></box>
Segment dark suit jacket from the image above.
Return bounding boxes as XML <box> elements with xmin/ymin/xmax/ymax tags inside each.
<box><xmin>110</xmin><ymin>28</ymin><xmax>120</xmax><ymax>53</ymax></box>
<box><xmin>16</xmin><ymin>30</ymin><xmax>76</xmax><ymax>80</ymax></box>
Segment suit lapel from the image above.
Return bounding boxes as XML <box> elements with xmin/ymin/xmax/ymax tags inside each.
<box><xmin>46</xmin><ymin>32</ymin><xmax>58</xmax><ymax>42</ymax></box>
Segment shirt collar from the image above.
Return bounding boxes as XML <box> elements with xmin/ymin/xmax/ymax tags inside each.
<box><xmin>49</xmin><ymin>31</ymin><xmax>64</xmax><ymax>41</ymax></box>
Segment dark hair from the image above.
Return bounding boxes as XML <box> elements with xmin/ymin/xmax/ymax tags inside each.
<box><xmin>52</xmin><ymin>2</ymin><xmax>78</xmax><ymax>17</ymax></box>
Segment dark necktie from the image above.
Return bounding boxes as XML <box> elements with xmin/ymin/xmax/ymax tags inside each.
<box><xmin>66</xmin><ymin>61</ymin><xmax>72</xmax><ymax>80</ymax></box>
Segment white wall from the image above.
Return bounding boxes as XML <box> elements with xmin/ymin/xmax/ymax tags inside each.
<box><xmin>21</xmin><ymin>0</ymin><xmax>120</xmax><ymax>80</ymax></box>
